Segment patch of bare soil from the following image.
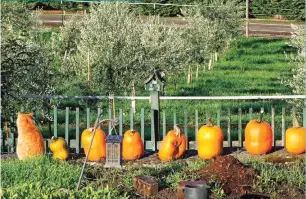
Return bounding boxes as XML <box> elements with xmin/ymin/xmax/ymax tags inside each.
<box><xmin>152</xmin><ymin>188</ymin><xmax>177</xmax><ymax>199</ymax></box>
<box><xmin>196</xmin><ymin>155</ymin><xmax>258</xmax><ymax>198</ymax></box>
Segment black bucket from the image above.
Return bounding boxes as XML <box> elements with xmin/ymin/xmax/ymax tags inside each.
<box><xmin>184</xmin><ymin>184</ymin><xmax>211</xmax><ymax>199</ymax></box>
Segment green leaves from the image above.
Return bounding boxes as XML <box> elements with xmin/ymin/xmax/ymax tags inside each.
<box><xmin>1</xmin><ymin>156</ymin><xmax>129</xmax><ymax>199</ymax></box>
<box><xmin>2</xmin><ymin>183</ymin><xmax>129</xmax><ymax>199</ymax></box>
<box><xmin>251</xmin><ymin>0</ymin><xmax>305</xmax><ymax>20</ymax></box>
<box><xmin>57</xmin><ymin>3</ymin><xmax>190</xmax><ymax>96</ymax></box>
<box><xmin>281</xmin><ymin>25</ymin><xmax>305</xmax><ymax>114</ymax></box>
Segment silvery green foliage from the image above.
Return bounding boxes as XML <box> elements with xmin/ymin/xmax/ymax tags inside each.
<box><xmin>59</xmin><ymin>3</ymin><xmax>189</xmax><ymax>95</ymax></box>
<box><xmin>1</xmin><ymin>2</ymin><xmax>55</xmax><ymax>119</ymax></box>
<box><xmin>283</xmin><ymin>25</ymin><xmax>306</xmax><ymax>111</ymax></box>
<box><xmin>183</xmin><ymin>11</ymin><xmax>218</xmax><ymax>63</ymax></box>
<box><xmin>183</xmin><ymin>0</ymin><xmax>243</xmax><ymax>61</ymax></box>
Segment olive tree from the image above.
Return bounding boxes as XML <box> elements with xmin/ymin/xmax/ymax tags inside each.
<box><xmin>57</xmin><ymin>3</ymin><xmax>189</xmax><ymax>96</ymax></box>
<box><xmin>183</xmin><ymin>0</ymin><xmax>243</xmax><ymax>72</ymax></box>
<box><xmin>1</xmin><ymin>2</ymin><xmax>57</xmax><ymax>124</ymax></box>
<box><xmin>282</xmin><ymin>25</ymin><xmax>305</xmax><ymax>115</ymax></box>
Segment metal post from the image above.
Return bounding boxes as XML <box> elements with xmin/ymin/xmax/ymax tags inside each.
<box><xmin>61</xmin><ymin>0</ymin><xmax>64</xmax><ymax>26</ymax></box>
<box><xmin>246</xmin><ymin>0</ymin><xmax>249</xmax><ymax>37</ymax></box>
<box><xmin>145</xmin><ymin>70</ymin><xmax>165</xmax><ymax>151</ymax></box>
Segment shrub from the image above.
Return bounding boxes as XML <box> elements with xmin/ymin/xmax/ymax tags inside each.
<box><xmin>250</xmin><ymin>0</ymin><xmax>305</xmax><ymax>20</ymax></box>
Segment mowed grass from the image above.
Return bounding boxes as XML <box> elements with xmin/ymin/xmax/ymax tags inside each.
<box><xmin>0</xmin><ymin>156</ymin><xmax>129</xmax><ymax>199</ymax></box>
<box><xmin>166</xmin><ymin>37</ymin><xmax>295</xmax><ymax>96</ymax></box>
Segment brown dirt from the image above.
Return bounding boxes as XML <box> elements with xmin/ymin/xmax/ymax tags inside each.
<box><xmin>196</xmin><ymin>155</ymin><xmax>258</xmax><ymax>198</ymax></box>
<box><xmin>152</xmin><ymin>188</ymin><xmax>177</xmax><ymax>199</ymax></box>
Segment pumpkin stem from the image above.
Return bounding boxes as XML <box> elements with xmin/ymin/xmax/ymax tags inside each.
<box><xmin>207</xmin><ymin>118</ymin><xmax>213</xmax><ymax>127</ymax></box>
<box><xmin>292</xmin><ymin>109</ymin><xmax>300</xmax><ymax>127</ymax></box>
<box><xmin>51</xmin><ymin>136</ymin><xmax>57</xmax><ymax>140</ymax></box>
<box><xmin>130</xmin><ymin>129</ymin><xmax>136</xmax><ymax>135</ymax></box>
<box><xmin>257</xmin><ymin>109</ymin><xmax>264</xmax><ymax>123</ymax></box>
<box><xmin>174</xmin><ymin>125</ymin><xmax>181</xmax><ymax>137</ymax></box>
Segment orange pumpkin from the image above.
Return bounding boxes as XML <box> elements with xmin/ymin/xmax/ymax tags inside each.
<box><xmin>158</xmin><ymin>126</ymin><xmax>186</xmax><ymax>161</ymax></box>
<box><xmin>122</xmin><ymin>129</ymin><xmax>144</xmax><ymax>160</ymax></box>
<box><xmin>285</xmin><ymin>115</ymin><xmax>305</xmax><ymax>155</ymax></box>
<box><xmin>197</xmin><ymin>118</ymin><xmax>224</xmax><ymax>159</ymax></box>
<box><xmin>81</xmin><ymin>127</ymin><xmax>106</xmax><ymax>162</ymax></box>
<box><xmin>50</xmin><ymin>136</ymin><xmax>70</xmax><ymax>160</ymax></box>
<box><xmin>245</xmin><ymin>110</ymin><xmax>272</xmax><ymax>155</ymax></box>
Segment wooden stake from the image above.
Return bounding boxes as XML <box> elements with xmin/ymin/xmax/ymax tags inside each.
<box><xmin>132</xmin><ymin>83</ymin><xmax>136</xmax><ymax>114</ymax></box>
<box><xmin>208</xmin><ymin>59</ymin><xmax>212</xmax><ymax>71</ymax></box>
<box><xmin>187</xmin><ymin>66</ymin><xmax>192</xmax><ymax>84</ymax></box>
<box><xmin>246</xmin><ymin>0</ymin><xmax>249</xmax><ymax>37</ymax></box>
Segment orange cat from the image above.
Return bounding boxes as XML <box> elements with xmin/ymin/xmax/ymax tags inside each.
<box><xmin>16</xmin><ymin>112</ymin><xmax>45</xmax><ymax>160</ymax></box>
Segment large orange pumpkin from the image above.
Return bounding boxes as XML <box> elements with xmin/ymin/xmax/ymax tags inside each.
<box><xmin>285</xmin><ymin>116</ymin><xmax>305</xmax><ymax>155</ymax></box>
<box><xmin>245</xmin><ymin>110</ymin><xmax>272</xmax><ymax>155</ymax></box>
<box><xmin>197</xmin><ymin>118</ymin><xmax>224</xmax><ymax>159</ymax></box>
<box><xmin>81</xmin><ymin>127</ymin><xmax>106</xmax><ymax>162</ymax></box>
<box><xmin>122</xmin><ymin>129</ymin><xmax>144</xmax><ymax>160</ymax></box>
<box><xmin>158</xmin><ymin>126</ymin><xmax>186</xmax><ymax>161</ymax></box>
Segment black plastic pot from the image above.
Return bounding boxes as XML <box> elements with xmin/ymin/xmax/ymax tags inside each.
<box><xmin>184</xmin><ymin>184</ymin><xmax>211</xmax><ymax>199</ymax></box>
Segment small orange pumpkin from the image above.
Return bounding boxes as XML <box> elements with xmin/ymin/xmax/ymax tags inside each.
<box><xmin>122</xmin><ymin>129</ymin><xmax>144</xmax><ymax>160</ymax></box>
<box><xmin>285</xmin><ymin>115</ymin><xmax>305</xmax><ymax>155</ymax></box>
<box><xmin>50</xmin><ymin>136</ymin><xmax>70</xmax><ymax>160</ymax></box>
<box><xmin>245</xmin><ymin>110</ymin><xmax>272</xmax><ymax>155</ymax></box>
<box><xmin>81</xmin><ymin>127</ymin><xmax>106</xmax><ymax>162</ymax></box>
<box><xmin>158</xmin><ymin>126</ymin><xmax>186</xmax><ymax>161</ymax></box>
<box><xmin>197</xmin><ymin>118</ymin><xmax>224</xmax><ymax>159</ymax></box>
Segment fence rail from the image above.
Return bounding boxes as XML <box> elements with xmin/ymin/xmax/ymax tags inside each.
<box><xmin>2</xmin><ymin>95</ymin><xmax>306</xmax><ymax>154</ymax></box>
<box><xmin>23</xmin><ymin>94</ymin><xmax>306</xmax><ymax>100</ymax></box>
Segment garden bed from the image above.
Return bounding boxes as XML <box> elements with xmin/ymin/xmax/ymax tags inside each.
<box><xmin>1</xmin><ymin>148</ymin><xmax>304</xmax><ymax>199</ymax></box>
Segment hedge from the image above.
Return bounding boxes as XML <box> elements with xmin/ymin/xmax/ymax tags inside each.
<box><xmin>19</xmin><ymin>0</ymin><xmax>305</xmax><ymax>20</ymax></box>
<box><xmin>250</xmin><ymin>0</ymin><xmax>305</xmax><ymax>20</ymax></box>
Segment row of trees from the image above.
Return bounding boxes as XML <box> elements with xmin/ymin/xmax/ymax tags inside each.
<box><xmin>250</xmin><ymin>0</ymin><xmax>305</xmax><ymax>20</ymax></box>
<box><xmin>282</xmin><ymin>25</ymin><xmax>306</xmax><ymax>114</ymax></box>
<box><xmin>1</xmin><ymin>1</ymin><xmax>243</xmax><ymax>120</ymax></box>
<box><xmin>1</xmin><ymin>2</ymin><xmax>304</xmax><ymax>122</ymax></box>
<box><xmin>25</xmin><ymin>0</ymin><xmax>305</xmax><ymax>20</ymax></box>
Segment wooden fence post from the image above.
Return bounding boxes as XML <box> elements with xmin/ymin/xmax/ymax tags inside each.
<box><xmin>303</xmin><ymin>107</ymin><xmax>306</xmax><ymax>127</ymax></box>
<box><xmin>163</xmin><ymin>110</ymin><xmax>166</xmax><ymax>138</ymax></box>
<box><xmin>195</xmin><ymin>109</ymin><xmax>198</xmax><ymax>149</ymax></box>
<box><xmin>54</xmin><ymin>106</ymin><xmax>57</xmax><ymax>138</ymax></box>
<box><xmin>130</xmin><ymin>108</ymin><xmax>134</xmax><ymax>130</ymax></box>
<box><xmin>184</xmin><ymin>110</ymin><xmax>188</xmax><ymax>150</ymax></box>
<box><xmin>238</xmin><ymin>108</ymin><xmax>242</xmax><ymax>147</ymax></box>
<box><xmin>271</xmin><ymin>105</ymin><xmax>275</xmax><ymax>147</ymax></box>
<box><xmin>120</xmin><ymin>109</ymin><xmax>123</xmax><ymax>136</ymax></box>
<box><xmin>76</xmin><ymin>107</ymin><xmax>80</xmax><ymax>153</ymax></box>
<box><xmin>281</xmin><ymin>107</ymin><xmax>286</xmax><ymax>146</ymax></box>
<box><xmin>141</xmin><ymin>108</ymin><xmax>144</xmax><ymax>143</ymax></box>
<box><xmin>227</xmin><ymin>108</ymin><xmax>231</xmax><ymax>147</ymax></box>
<box><xmin>65</xmin><ymin>107</ymin><xmax>70</xmax><ymax>144</ymax></box>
